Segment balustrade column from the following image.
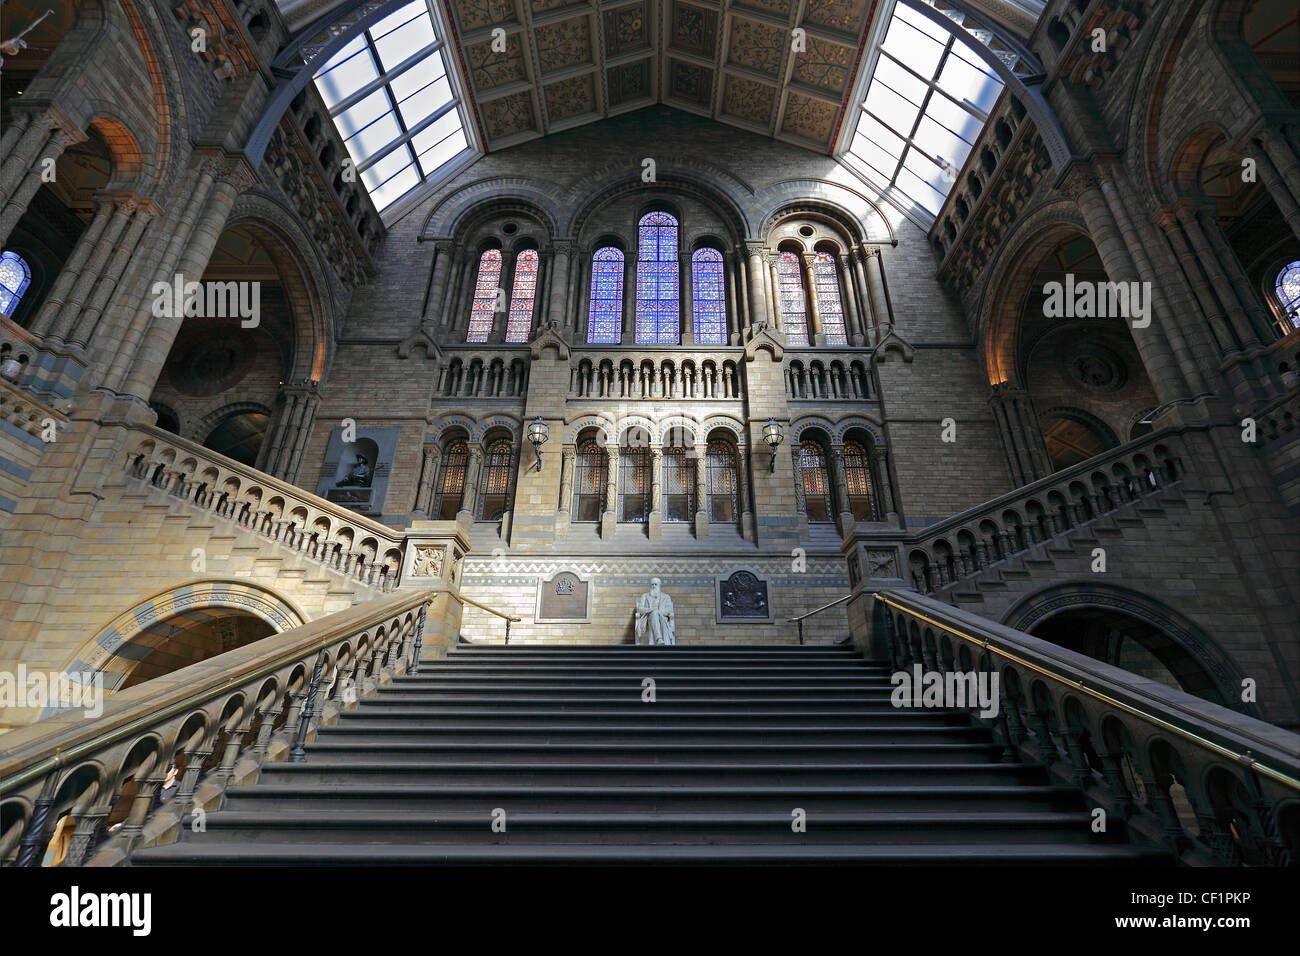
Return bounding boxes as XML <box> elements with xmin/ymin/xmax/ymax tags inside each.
<box><xmin>0</xmin><ymin>119</ymin><xmax>79</xmax><ymax>246</ymax></box>
<box><xmin>28</xmin><ymin>200</ymin><xmax>116</xmax><ymax>337</ymax></box>
<box><xmin>415</xmin><ymin>446</ymin><xmax>440</xmax><ymax>516</ymax></box>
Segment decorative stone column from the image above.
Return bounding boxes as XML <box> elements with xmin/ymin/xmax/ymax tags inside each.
<box><xmin>745</xmin><ymin>242</ymin><xmax>770</xmax><ymax>329</ymax></box>
<box><xmin>737</xmin><ymin>443</ymin><xmax>754</xmax><ymax>541</ymax></box>
<box><xmin>414</xmin><ymin>445</ymin><xmax>440</xmax><ymax>517</ymax></box>
<box><xmin>1175</xmin><ymin>202</ymin><xmax>1262</xmax><ymax>349</ymax></box>
<box><xmin>724</xmin><ymin>251</ymin><xmax>740</xmax><ymax>343</ymax></box>
<box><xmin>861</xmin><ymin>246</ymin><xmax>890</xmax><ymax>341</ymax></box>
<box><xmin>422</xmin><ymin>239</ymin><xmax>456</xmax><ymax>329</ymax></box>
<box><xmin>647</xmin><ymin>447</ymin><xmax>663</xmax><ymax>540</ymax></box>
<box><xmin>0</xmin><ymin>115</ymin><xmax>80</xmax><ymax>246</ymax></box>
<box><xmin>987</xmin><ymin>384</ymin><xmax>1051</xmax><ymax>487</ymax></box>
<box><xmin>601</xmin><ymin>444</ymin><xmax>618</xmax><ymax>537</ymax></box>
<box><xmin>1252</xmin><ymin>133</ymin><xmax>1300</xmax><ymax>241</ymax></box>
<box><xmin>28</xmin><ymin>199</ymin><xmax>116</xmax><ymax>338</ymax></box>
<box><xmin>837</xmin><ymin>252</ymin><xmax>865</xmax><ymax>345</ymax></box>
<box><xmin>801</xmin><ymin>253</ymin><xmax>824</xmax><ymax>345</ymax></box>
<box><xmin>45</xmin><ymin>197</ymin><xmax>135</xmax><ymax>343</ymax></box>
<box><xmin>547</xmin><ymin>240</ymin><xmax>572</xmax><ymax>330</ymax></box>
<box><xmin>622</xmin><ymin>248</ymin><xmax>637</xmax><ymax>343</ymax></box>
<box><xmin>829</xmin><ymin>443</ymin><xmax>854</xmax><ymax>534</ymax></box>
<box><xmin>68</xmin><ymin>199</ymin><xmax>157</xmax><ymax>350</ymax></box>
<box><xmin>555</xmin><ymin>444</ymin><xmax>576</xmax><ymax>539</ymax></box>
<box><xmin>693</xmin><ymin>443</ymin><xmax>709</xmax><ymax>540</ymax></box>
<box><xmin>458</xmin><ymin>444</ymin><xmax>483</xmax><ymax>521</ymax></box>
<box><xmin>258</xmin><ymin>379</ymin><xmax>321</xmax><ymax>482</ymax></box>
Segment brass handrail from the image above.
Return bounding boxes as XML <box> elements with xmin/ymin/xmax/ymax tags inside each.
<box><xmin>875</xmin><ymin>591</ymin><xmax>1300</xmax><ymax>792</ymax></box>
<box><xmin>457</xmin><ymin>593</ymin><xmax>522</xmax><ymax>644</ymax></box>
<box><xmin>787</xmin><ymin>593</ymin><xmax>852</xmax><ymax>645</ymax></box>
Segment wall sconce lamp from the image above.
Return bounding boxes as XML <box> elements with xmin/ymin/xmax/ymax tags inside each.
<box><xmin>527</xmin><ymin>417</ymin><xmax>549</xmax><ymax>471</ymax></box>
<box><xmin>762</xmin><ymin>418</ymin><xmax>783</xmax><ymax>472</ymax></box>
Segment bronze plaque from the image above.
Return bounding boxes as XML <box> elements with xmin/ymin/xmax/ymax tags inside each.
<box><xmin>536</xmin><ymin>571</ymin><xmax>591</xmax><ymax>622</ymax></box>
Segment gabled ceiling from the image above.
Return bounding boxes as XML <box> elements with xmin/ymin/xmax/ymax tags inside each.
<box><xmin>443</xmin><ymin>0</ymin><xmax>879</xmax><ymax>154</ymax></box>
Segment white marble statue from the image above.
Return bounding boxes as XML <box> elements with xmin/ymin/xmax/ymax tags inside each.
<box><xmin>634</xmin><ymin>577</ymin><xmax>675</xmax><ymax>645</ymax></box>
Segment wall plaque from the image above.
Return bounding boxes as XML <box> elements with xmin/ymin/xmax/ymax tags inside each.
<box><xmin>536</xmin><ymin>571</ymin><xmax>591</xmax><ymax>623</ymax></box>
<box><xmin>715</xmin><ymin>568</ymin><xmax>774</xmax><ymax>624</ymax></box>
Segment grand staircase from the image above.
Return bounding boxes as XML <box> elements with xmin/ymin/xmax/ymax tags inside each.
<box><xmin>133</xmin><ymin>643</ymin><xmax>1167</xmax><ymax>865</ymax></box>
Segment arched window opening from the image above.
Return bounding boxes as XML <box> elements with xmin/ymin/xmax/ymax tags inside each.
<box><xmin>434</xmin><ymin>440</ymin><xmax>468</xmax><ymax>518</ymax></box>
<box><xmin>0</xmin><ymin>251</ymin><xmax>32</xmax><ymax>319</ymax></box>
<box><xmin>778</xmin><ymin>252</ymin><xmax>808</xmax><ymax>346</ymax></box>
<box><xmin>706</xmin><ymin>440</ymin><xmax>738</xmax><ymax>523</ymax></box>
<box><xmin>1275</xmin><ymin>261</ymin><xmax>1300</xmax><ymax>330</ymax></box>
<box><xmin>663</xmin><ymin>446</ymin><xmax>695</xmax><ymax>521</ymax></box>
<box><xmin>203</xmin><ymin>412</ymin><xmax>268</xmax><ymax>467</ymax></box>
<box><xmin>636</xmin><ymin>212</ymin><xmax>680</xmax><ymax>344</ymax></box>
<box><xmin>692</xmin><ymin>248</ymin><xmax>726</xmax><ymax>345</ymax></box>
<box><xmin>588</xmin><ymin>246</ymin><xmax>624</xmax><ymax>344</ymax></box>
<box><xmin>619</xmin><ymin>445</ymin><xmax>650</xmax><ymax>521</ymax></box>
<box><xmin>466</xmin><ymin>249</ymin><xmax>502</xmax><ymax>343</ymax></box>
<box><xmin>813</xmin><ymin>252</ymin><xmax>847</xmax><ymax>345</ymax></box>
<box><xmin>572</xmin><ymin>440</ymin><xmax>607</xmax><ymax>521</ymax></box>
<box><xmin>799</xmin><ymin>440</ymin><xmax>832</xmax><ymax>523</ymax></box>
<box><xmin>844</xmin><ymin>441</ymin><xmax>878</xmax><ymax>521</ymax></box>
<box><xmin>479</xmin><ymin>439</ymin><xmax>513</xmax><ymax>520</ymax></box>
<box><xmin>505</xmin><ymin>250</ymin><xmax>538</xmax><ymax>342</ymax></box>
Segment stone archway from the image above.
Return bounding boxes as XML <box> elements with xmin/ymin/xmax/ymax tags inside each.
<box><xmin>69</xmin><ymin>581</ymin><xmax>305</xmax><ymax>690</ymax></box>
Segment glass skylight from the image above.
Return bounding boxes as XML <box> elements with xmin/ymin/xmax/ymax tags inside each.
<box><xmin>843</xmin><ymin>0</ymin><xmax>1004</xmax><ymax>218</ymax></box>
<box><xmin>313</xmin><ymin>0</ymin><xmax>472</xmax><ymax>214</ymax></box>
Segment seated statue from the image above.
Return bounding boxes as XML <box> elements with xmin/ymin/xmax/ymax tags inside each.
<box><xmin>635</xmin><ymin>577</ymin><xmax>675</xmax><ymax>645</ymax></box>
<box><xmin>338</xmin><ymin>454</ymin><xmax>373</xmax><ymax>487</ymax></box>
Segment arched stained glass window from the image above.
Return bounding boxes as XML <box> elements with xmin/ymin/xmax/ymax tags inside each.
<box><xmin>843</xmin><ymin>441</ymin><xmax>877</xmax><ymax>521</ymax></box>
<box><xmin>0</xmin><ymin>251</ymin><xmax>32</xmax><ymax>319</ymax></box>
<box><xmin>1276</xmin><ymin>261</ymin><xmax>1300</xmax><ymax>329</ymax></box>
<box><xmin>636</xmin><ymin>211</ymin><xmax>679</xmax><ymax>344</ymax></box>
<box><xmin>466</xmin><ymin>249</ymin><xmax>502</xmax><ymax>343</ymax></box>
<box><xmin>619</xmin><ymin>445</ymin><xmax>650</xmax><ymax>521</ymax></box>
<box><xmin>692</xmin><ymin>248</ymin><xmax>726</xmax><ymax>345</ymax></box>
<box><xmin>663</xmin><ymin>446</ymin><xmax>695</xmax><ymax>521</ymax></box>
<box><xmin>798</xmin><ymin>440</ymin><xmax>832</xmax><ymax>523</ymax></box>
<box><xmin>479</xmin><ymin>439</ymin><xmax>513</xmax><ymax>520</ymax></box>
<box><xmin>706</xmin><ymin>440</ymin><xmax>738</xmax><ymax>523</ymax></box>
<box><xmin>572</xmin><ymin>440</ymin><xmax>607</xmax><ymax>521</ymax></box>
<box><xmin>813</xmin><ymin>252</ymin><xmax>847</xmax><ymax>345</ymax></box>
<box><xmin>434</xmin><ymin>440</ymin><xmax>468</xmax><ymax>518</ymax></box>
<box><xmin>588</xmin><ymin>247</ymin><xmax>624</xmax><ymax>344</ymax></box>
<box><xmin>777</xmin><ymin>252</ymin><xmax>808</xmax><ymax>346</ymax></box>
<box><xmin>505</xmin><ymin>250</ymin><xmax>538</xmax><ymax>342</ymax></box>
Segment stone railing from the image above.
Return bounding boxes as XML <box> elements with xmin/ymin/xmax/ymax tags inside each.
<box><xmin>1254</xmin><ymin>388</ymin><xmax>1300</xmax><ymax>447</ymax></box>
<box><xmin>569</xmin><ymin>350</ymin><xmax>743</xmax><ymax>400</ymax></box>
<box><xmin>123</xmin><ymin>425</ymin><xmax>405</xmax><ymax>592</ymax></box>
<box><xmin>0</xmin><ymin>590</ymin><xmax>434</xmax><ymax>867</ymax></box>
<box><xmin>874</xmin><ymin>589</ymin><xmax>1300</xmax><ymax>865</ymax></box>
<box><xmin>904</xmin><ymin>428</ymin><xmax>1188</xmax><ymax>593</ymax></box>
<box><xmin>435</xmin><ymin>350</ymin><xmax>529</xmax><ymax>399</ymax></box>
<box><xmin>784</xmin><ymin>350</ymin><xmax>875</xmax><ymax>402</ymax></box>
<box><xmin>0</xmin><ymin>376</ymin><xmax>66</xmax><ymax>440</ymax></box>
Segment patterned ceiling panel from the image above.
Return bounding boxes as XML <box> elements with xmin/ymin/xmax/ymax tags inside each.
<box><xmin>545</xmin><ymin>73</ymin><xmax>597</xmax><ymax>122</ymax></box>
<box><xmin>722</xmin><ymin>75</ymin><xmax>777</xmax><ymax>128</ymax></box>
<box><xmin>445</xmin><ymin>0</ymin><xmax>882</xmax><ymax>154</ymax></box>
<box><xmin>727</xmin><ymin>19</ymin><xmax>788</xmax><ymax>77</ymax></box>
<box><xmin>535</xmin><ymin>16</ymin><xmax>593</xmax><ymax>74</ymax></box>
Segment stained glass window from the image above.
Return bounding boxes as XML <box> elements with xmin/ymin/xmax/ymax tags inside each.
<box><xmin>636</xmin><ymin>211</ymin><xmax>680</xmax><ymax>344</ymax></box>
<box><xmin>466</xmin><ymin>249</ymin><xmax>501</xmax><ymax>343</ymax></box>
<box><xmin>434</xmin><ymin>440</ymin><xmax>468</xmax><ymax>518</ymax></box>
<box><xmin>706</xmin><ymin>441</ymin><xmax>738</xmax><ymax>523</ymax></box>
<box><xmin>778</xmin><ymin>252</ymin><xmax>809</xmax><ymax>346</ymax></box>
<box><xmin>799</xmin><ymin>441</ymin><xmax>832</xmax><ymax>522</ymax></box>
<box><xmin>692</xmin><ymin>248</ymin><xmax>726</xmax><ymax>345</ymax></box>
<box><xmin>505</xmin><ymin>250</ymin><xmax>538</xmax><ymax>342</ymax></box>
<box><xmin>479</xmin><ymin>439</ymin><xmax>513</xmax><ymax>520</ymax></box>
<box><xmin>813</xmin><ymin>252</ymin><xmax>848</xmax><ymax>345</ymax></box>
<box><xmin>0</xmin><ymin>251</ymin><xmax>32</xmax><ymax>319</ymax></box>
<box><xmin>1276</xmin><ymin>261</ymin><xmax>1300</xmax><ymax>329</ymax></box>
<box><xmin>663</xmin><ymin>446</ymin><xmax>695</xmax><ymax>521</ymax></box>
<box><xmin>844</xmin><ymin>441</ymin><xmax>877</xmax><ymax>521</ymax></box>
<box><xmin>588</xmin><ymin>246</ymin><xmax>624</xmax><ymax>344</ymax></box>
<box><xmin>573</xmin><ymin>440</ymin><xmax>606</xmax><ymax>520</ymax></box>
<box><xmin>619</xmin><ymin>446</ymin><xmax>650</xmax><ymax>521</ymax></box>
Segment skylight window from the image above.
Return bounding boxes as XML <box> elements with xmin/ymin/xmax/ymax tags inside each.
<box><xmin>842</xmin><ymin>0</ymin><xmax>1004</xmax><ymax>219</ymax></box>
<box><xmin>312</xmin><ymin>0</ymin><xmax>472</xmax><ymax>214</ymax></box>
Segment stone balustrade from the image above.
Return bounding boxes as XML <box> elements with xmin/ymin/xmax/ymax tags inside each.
<box><xmin>435</xmin><ymin>351</ymin><xmax>529</xmax><ymax>399</ymax></box>
<box><xmin>570</xmin><ymin>350</ymin><xmax>743</xmax><ymax>400</ymax></box>
<box><xmin>784</xmin><ymin>351</ymin><xmax>875</xmax><ymax>402</ymax></box>
<box><xmin>0</xmin><ymin>590</ymin><xmax>433</xmax><ymax>867</ymax></box>
<box><xmin>876</xmin><ymin>588</ymin><xmax>1300</xmax><ymax>865</ymax></box>
<box><xmin>904</xmin><ymin>427</ymin><xmax>1189</xmax><ymax>593</ymax></box>
<box><xmin>123</xmin><ymin>425</ymin><xmax>405</xmax><ymax>592</ymax></box>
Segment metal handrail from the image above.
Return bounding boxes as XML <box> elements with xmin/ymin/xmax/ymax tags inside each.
<box><xmin>874</xmin><ymin>590</ymin><xmax>1300</xmax><ymax>792</ymax></box>
<box><xmin>787</xmin><ymin>593</ymin><xmax>853</xmax><ymax>645</ymax></box>
<box><xmin>458</xmin><ymin>594</ymin><xmax>522</xmax><ymax>644</ymax></box>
